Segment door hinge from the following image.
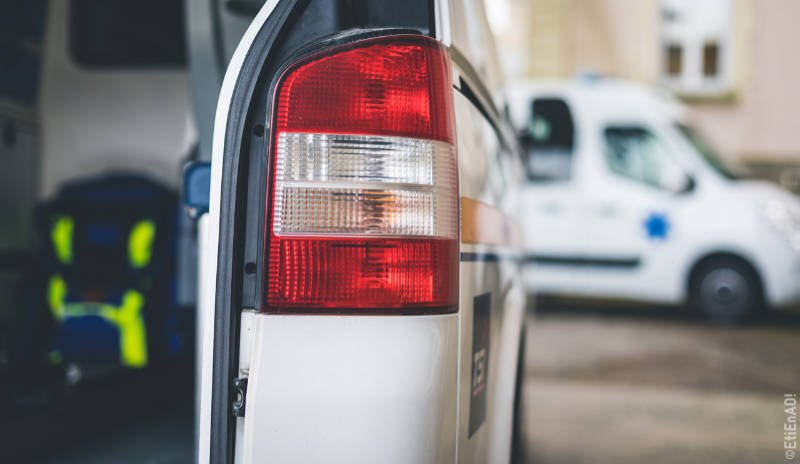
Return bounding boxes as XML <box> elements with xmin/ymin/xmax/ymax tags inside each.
<box><xmin>232</xmin><ymin>377</ymin><xmax>248</xmax><ymax>417</ymax></box>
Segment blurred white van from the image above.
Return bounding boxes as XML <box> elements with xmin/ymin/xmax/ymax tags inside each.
<box><xmin>508</xmin><ymin>78</ymin><xmax>800</xmax><ymax>321</ymax></box>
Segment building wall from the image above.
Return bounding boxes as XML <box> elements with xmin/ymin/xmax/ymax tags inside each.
<box><xmin>494</xmin><ymin>0</ymin><xmax>800</xmax><ymax>167</ymax></box>
<box><xmin>699</xmin><ymin>0</ymin><xmax>800</xmax><ymax>162</ymax></box>
<box><xmin>499</xmin><ymin>0</ymin><xmax>658</xmax><ymax>81</ymax></box>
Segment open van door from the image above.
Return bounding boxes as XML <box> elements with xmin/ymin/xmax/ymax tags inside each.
<box><xmin>194</xmin><ymin>1</ymin><xmax>527</xmax><ymax>463</ymax></box>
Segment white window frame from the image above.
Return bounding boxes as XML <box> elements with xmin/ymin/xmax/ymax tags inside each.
<box><xmin>660</xmin><ymin>0</ymin><xmax>734</xmax><ymax>98</ymax></box>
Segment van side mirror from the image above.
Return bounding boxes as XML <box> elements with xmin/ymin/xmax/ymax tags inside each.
<box><xmin>183</xmin><ymin>161</ymin><xmax>211</xmax><ymax>218</ymax></box>
<box><xmin>680</xmin><ymin>174</ymin><xmax>696</xmax><ymax>194</ymax></box>
<box><xmin>666</xmin><ymin>172</ymin><xmax>696</xmax><ymax>195</ymax></box>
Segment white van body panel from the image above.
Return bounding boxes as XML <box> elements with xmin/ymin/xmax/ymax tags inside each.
<box><xmin>450</xmin><ymin>87</ymin><xmax>525</xmax><ymax>464</ymax></box>
<box><xmin>509</xmin><ymin>79</ymin><xmax>800</xmax><ymax>308</ymax></box>
<box><xmin>237</xmin><ymin>313</ymin><xmax>459</xmax><ymax>464</ymax></box>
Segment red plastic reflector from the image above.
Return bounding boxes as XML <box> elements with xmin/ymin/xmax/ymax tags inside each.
<box><xmin>264</xmin><ymin>36</ymin><xmax>458</xmax><ymax>313</ymax></box>
<box><xmin>275</xmin><ymin>37</ymin><xmax>455</xmax><ymax>143</ymax></box>
<box><xmin>267</xmin><ymin>238</ymin><xmax>458</xmax><ymax>310</ymax></box>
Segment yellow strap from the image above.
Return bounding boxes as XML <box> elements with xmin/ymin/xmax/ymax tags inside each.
<box><xmin>47</xmin><ymin>276</ymin><xmax>148</xmax><ymax>368</ymax></box>
<box><xmin>51</xmin><ymin>216</ymin><xmax>74</xmax><ymax>264</ymax></box>
<box><xmin>111</xmin><ymin>290</ymin><xmax>148</xmax><ymax>368</ymax></box>
<box><xmin>128</xmin><ymin>219</ymin><xmax>156</xmax><ymax>269</ymax></box>
<box><xmin>48</xmin><ymin>275</ymin><xmax>67</xmax><ymax>320</ymax></box>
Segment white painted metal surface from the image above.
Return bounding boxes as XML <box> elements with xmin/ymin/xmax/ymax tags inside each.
<box><xmin>451</xmin><ymin>89</ymin><xmax>524</xmax><ymax>464</ymax></box>
<box><xmin>239</xmin><ymin>314</ymin><xmax>459</xmax><ymax>463</ymax></box>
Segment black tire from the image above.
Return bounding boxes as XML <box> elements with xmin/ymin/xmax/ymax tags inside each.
<box><xmin>689</xmin><ymin>257</ymin><xmax>763</xmax><ymax>323</ymax></box>
<box><xmin>511</xmin><ymin>324</ymin><xmax>528</xmax><ymax>464</ymax></box>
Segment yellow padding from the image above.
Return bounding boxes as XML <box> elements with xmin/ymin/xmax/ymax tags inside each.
<box><xmin>106</xmin><ymin>290</ymin><xmax>148</xmax><ymax>368</ymax></box>
<box><xmin>51</xmin><ymin>216</ymin><xmax>74</xmax><ymax>264</ymax></box>
<box><xmin>128</xmin><ymin>219</ymin><xmax>156</xmax><ymax>269</ymax></box>
<box><xmin>47</xmin><ymin>277</ymin><xmax>148</xmax><ymax>368</ymax></box>
<box><xmin>48</xmin><ymin>274</ymin><xmax>67</xmax><ymax>320</ymax></box>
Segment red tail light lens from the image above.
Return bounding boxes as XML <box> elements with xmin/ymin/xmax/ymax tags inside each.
<box><xmin>264</xmin><ymin>36</ymin><xmax>458</xmax><ymax>313</ymax></box>
<box><xmin>275</xmin><ymin>38</ymin><xmax>454</xmax><ymax>142</ymax></box>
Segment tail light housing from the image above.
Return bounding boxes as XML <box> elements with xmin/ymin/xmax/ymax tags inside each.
<box><xmin>263</xmin><ymin>35</ymin><xmax>459</xmax><ymax>313</ymax></box>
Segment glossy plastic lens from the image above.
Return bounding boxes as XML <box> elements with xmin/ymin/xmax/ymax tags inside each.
<box><xmin>276</xmin><ymin>132</ymin><xmax>439</xmax><ymax>184</ymax></box>
<box><xmin>264</xmin><ymin>36</ymin><xmax>458</xmax><ymax>312</ymax></box>
<box><xmin>267</xmin><ymin>238</ymin><xmax>458</xmax><ymax>309</ymax></box>
<box><xmin>275</xmin><ymin>40</ymin><xmax>454</xmax><ymax>143</ymax></box>
<box><xmin>273</xmin><ymin>132</ymin><xmax>457</xmax><ymax>237</ymax></box>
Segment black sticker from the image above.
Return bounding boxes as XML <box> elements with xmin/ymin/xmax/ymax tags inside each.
<box><xmin>469</xmin><ymin>292</ymin><xmax>491</xmax><ymax>437</ymax></box>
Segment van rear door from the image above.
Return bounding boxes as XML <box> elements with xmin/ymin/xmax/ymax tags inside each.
<box><xmin>195</xmin><ymin>1</ymin><xmax>526</xmax><ymax>463</ymax></box>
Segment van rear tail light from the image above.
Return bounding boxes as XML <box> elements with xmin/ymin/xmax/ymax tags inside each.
<box><xmin>264</xmin><ymin>36</ymin><xmax>458</xmax><ymax>312</ymax></box>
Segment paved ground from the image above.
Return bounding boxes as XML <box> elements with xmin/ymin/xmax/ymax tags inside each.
<box><xmin>521</xmin><ymin>302</ymin><xmax>800</xmax><ymax>464</ymax></box>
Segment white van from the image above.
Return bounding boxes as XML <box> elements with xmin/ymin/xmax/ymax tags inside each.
<box><xmin>191</xmin><ymin>1</ymin><xmax>527</xmax><ymax>463</ymax></box>
<box><xmin>508</xmin><ymin>78</ymin><xmax>800</xmax><ymax>322</ymax></box>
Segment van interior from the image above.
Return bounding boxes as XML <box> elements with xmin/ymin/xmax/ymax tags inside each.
<box><xmin>0</xmin><ymin>1</ymin><xmax>260</xmax><ymax>460</ymax></box>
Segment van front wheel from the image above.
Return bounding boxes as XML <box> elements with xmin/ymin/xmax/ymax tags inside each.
<box><xmin>689</xmin><ymin>257</ymin><xmax>763</xmax><ymax>323</ymax></box>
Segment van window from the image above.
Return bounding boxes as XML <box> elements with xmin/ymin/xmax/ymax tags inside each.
<box><xmin>520</xmin><ymin>98</ymin><xmax>575</xmax><ymax>182</ymax></box>
<box><xmin>603</xmin><ymin>126</ymin><xmax>685</xmax><ymax>190</ymax></box>
<box><xmin>70</xmin><ymin>0</ymin><xmax>186</xmax><ymax>69</ymax></box>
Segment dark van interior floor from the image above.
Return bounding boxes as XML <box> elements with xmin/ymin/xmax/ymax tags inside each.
<box><xmin>0</xmin><ymin>361</ymin><xmax>194</xmax><ymax>463</ymax></box>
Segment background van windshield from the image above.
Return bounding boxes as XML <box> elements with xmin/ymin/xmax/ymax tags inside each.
<box><xmin>604</xmin><ymin>126</ymin><xmax>686</xmax><ymax>190</ymax></box>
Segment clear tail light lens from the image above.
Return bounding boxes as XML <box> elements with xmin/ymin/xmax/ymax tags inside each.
<box><xmin>264</xmin><ymin>36</ymin><xmax>458</xmax><ymax>313</ymax></box>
